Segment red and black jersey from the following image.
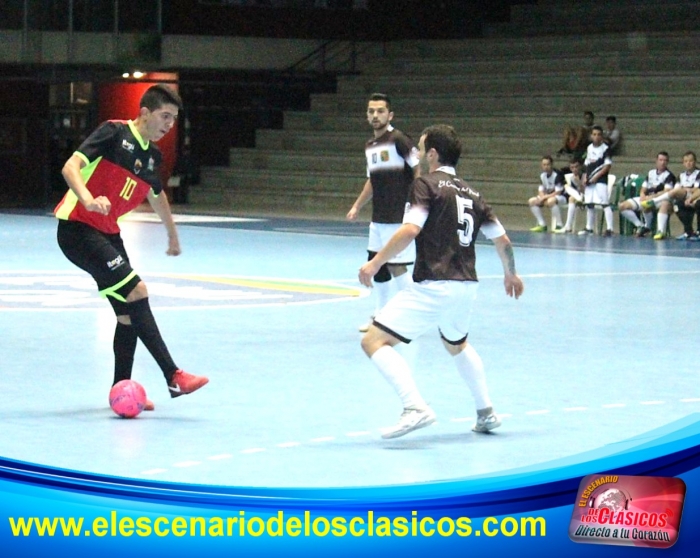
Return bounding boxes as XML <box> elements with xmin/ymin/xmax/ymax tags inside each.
<box><xmin>408</xmin><ymin>169</ymin><xmax>501</xmax><ymax>283</ymax></box>
<box><xmin>54</xmin><ymin>120</ymin><xmax>163</xmax><ymax>234</ymax></box>
<box><xmin>365</xmin><ymin>126</ymin><xmax>419</xmax><ymax>224</ymax></box>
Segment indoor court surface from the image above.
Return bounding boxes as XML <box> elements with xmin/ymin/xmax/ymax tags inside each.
<box><xmin>1</xmin><ymin>210</ymin><xmax>699</xmax><ymax>488</ymax></box>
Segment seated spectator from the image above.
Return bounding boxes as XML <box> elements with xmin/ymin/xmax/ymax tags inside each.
<box><xmin>528</xmin><ymin>155</ymin><xmax>566</xmax><ymax>232</ymax></box>
<box><xmin>603</xmin><ymin>115</ymin><xmax>621</xmax><ymax>155</ymax></box>
<box><xmin>619</xmin><ymin>151</ymin><xmax>676</xmax><ymax>238</ymax></box>
<box><xmin>583</xmin><ymin>110</ymin><xmax>595</xmax><ymax>135</ymax></box>
<box><xmin>556</xmin><ymin>124</ymin><xmax>589</xmax><ymax>160</ymax></box>
<box><xmin>641</xmin><ymin>151</ymin><xmax>700</xmax><ymax>240</ymax></box>
<box><xmin>554</xmin><ymin>156</ymin><xmax>585</xmax><ymax>234</ymax></box>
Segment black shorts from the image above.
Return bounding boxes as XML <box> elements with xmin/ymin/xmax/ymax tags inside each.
<box><xmin>57</xmin><ymin>220</ymin><xmax>141</xmax><ymax>313</ymax></box>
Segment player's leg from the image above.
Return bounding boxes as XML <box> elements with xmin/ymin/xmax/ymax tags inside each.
<box><xmin>619</xmin><ymin>198</ymin><xmax>648</xmax><ymax>236</ymax></box>
<box><xmin>361</xmin><ymin>284</ymin><xmax>439</xmax><ymax>439</ymax></box>
<box><xmin>528</xmin><ymin>196</ymin><xmax>547</xmax><ymax>232</ymax></box>
<box><xmin>653</xmin><ymin>200</ymin><xmax>672</xmax><ymax>240</ymax></box>
<box><xmin>577</xmin><ymin>186</ymin><xmax>596</xmax><ymax>235</ymax></box>
<box><xmin>439</xmin><ymin>281</ymin><xmax>500</xmax><ymax>432</ymax></box>
<box><xmin>545</xmin><ymin>196</ymin><xmax>564</xmax><ymax>230</ymax></box>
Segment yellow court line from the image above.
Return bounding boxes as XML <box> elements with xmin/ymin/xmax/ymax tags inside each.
<box><xmin>176</xmin><ymin>275</ymin><xmax>362</xmax><ymax>297</ymax></box>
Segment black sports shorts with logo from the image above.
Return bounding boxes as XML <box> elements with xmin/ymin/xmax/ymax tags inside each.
<box><xmin>57</xmin><ymin>220</ymin><xmax>141</xmax><ymax>314</ymax></box>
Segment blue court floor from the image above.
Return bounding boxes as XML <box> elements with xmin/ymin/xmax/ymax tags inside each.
<box><xmin>1</xmin><ymin>210</ymin><xmax>699</xmax><ymax>488</ymax></box>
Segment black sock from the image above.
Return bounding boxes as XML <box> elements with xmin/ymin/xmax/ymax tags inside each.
<box><xmin>126</xmin><ymin>297</ymin><xmax>177</xmax><ymax>383</ymax></box>
<box><xmin>113</xmin><ymin>322</ymin><xmax>138</xmax><ymax>385</ymax></box>
<box><xmin>678</xmin><ymin>206</ymin><xmax>695</xmax><ymax>235</ymax></box>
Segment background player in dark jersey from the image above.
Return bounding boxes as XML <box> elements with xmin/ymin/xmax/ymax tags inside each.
<box><xmin>347</xmin><ymin>93</ymin><xmax>420</xmax><ymax>332</ymax></box>
<box><xmin>358</xmin><ymin>124</ymin><xmax>524</xmax><ymax>440</ymax></box>
<box><xmin>55</xmin><ymin>84</ymin><xmax>208</xmax><ymax>410</ymax></box>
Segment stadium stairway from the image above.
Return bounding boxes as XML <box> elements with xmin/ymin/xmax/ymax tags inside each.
<box><xmin>193</xmin><ymin>24</ymin><xmax>700</xmax><ymax>232</ymax></box>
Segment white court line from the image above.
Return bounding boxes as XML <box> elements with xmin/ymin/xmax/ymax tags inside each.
<box><xmin>681</xmin><ymin>398</ymin><xmax>700</xmax><ymax>403</ymax></box>
<box><xmin>141</xmin><ymin>468</ymin><xmax>167</xmax><ymax>475</ymax></box>
<box><xmin>277</xmin><ymin>442</ymin><xmax>301</xmax><ymax>448</ymax></box>
<box><xmin>207</xmin><ymin>454</ymin><xmax>233</xmax><ymax>461</ymax></box>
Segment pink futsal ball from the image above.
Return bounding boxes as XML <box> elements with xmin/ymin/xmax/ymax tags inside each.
<box><xmin>109</xmin><ymin>380</ymin><xmax>147</xmax><ymax>418</ymax></box>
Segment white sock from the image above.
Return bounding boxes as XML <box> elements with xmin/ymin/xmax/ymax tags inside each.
<box><xmin>371</xmin><ymin>346</ymin><xmax>427</xmax><ymax>409</ymax></box>
<box><xmin>551</xmin><ymin>205</ymin><xmax>563</xmax><ymax>227</ymax></box>
<box><xmin>621</xmin><ymin>209</ymin><xmax>642</xmax><ymax>227</ymax></box>
<box><xmin>643</xmin><ymin>212</ymin><xmax>654</xmax><ymax>227</ymax></box>
<box><xmin>453</xmin><ymin>344</ymin><xmax>492</xmax><ymax>411</ymax></box>
<box><xmin>604</xmin><ymin>206</ymin><xmax>614</xmax><ymax>230</ymax></box>
<box><xmin>530</xmin><ymin>205</ymin><xmax>545</xmax><ymax>226</ymax></box>
<box><xmin>374</xmin><ymin>281</ymin><xmax>393</xmax><ymax>315</ymax></box>
<box><xmin>586</xmin><ymin>208</ymin><xmax>596</xmax><ymax>231</ymax></box>
<box><xmin>392</xmin><ymin>271</ymin><xmax>413</xmax><ymax>292</ymax></box>
<box><xmin>657</xmin><ymin>213</ymin><xmax>669</xmax><ymax>234</ymax></box>
<box><xmin>565</xmin><ymin>203</ymin><xmax>577</xmax><ymax>230</ymax></box>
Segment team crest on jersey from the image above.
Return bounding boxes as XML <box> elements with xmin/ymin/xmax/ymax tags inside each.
<box><xmin>134</xmin><ymin>159</ymin><xmax>143</xmax><ymax>174</ymax></box>
<box><xmin>148</xmin><ymin>157</ymin><xmax>155</xmax><ymax>171</ymax></box>
<box><xmin>380</xmin><ymin>150</ymin><xmax>390</xmax><ymax>162</ymax></box>
<box><xmin>121</xmin><ymin>139</ymin><xmax>135</xmax><ymax>153</ymax></box>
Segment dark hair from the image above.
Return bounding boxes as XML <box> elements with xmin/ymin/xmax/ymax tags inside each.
<box><xmin>683</xmin><ymin>150</ymin><xmax>697</xmax><ymax>160</ymax></box>
<box><xmin>541</xmin><ymin>155</ymin><xmax>553</xmax><ymax>164</ymax></box>
<box><xmin>140</xmin><ymin>84</ymin><xmax>183</xmax><ymax>111</ymax></box>
<box><xmin>368</xmin><ymin>92</ymin><xmax>391</xmax><ymax>111</ymax></box>
<box><xmin>658</xmin><ymin>151</ymin><xmax>670</xmax><ymax>159</ymax></box>
<box><xmin>584</xmin><ymin>110</ymin><xmax>594</xmax><ymax>119</ymax></box>
<box><xmin>421</xmin><ymin>124</ymin><xmax>462</xmax><ymax>167</ymax></box>
<box><xmin>568</xmin><ymin>155</ymin><xmax>583</xmax><ymax>165</ymax></box>
<box><xmin>591</xmin><ymin>125</ymin><xmax>603</xmax><ymax>133</ymax></box>
<box><xmin>605</xmin><ymin>115</ymin><xmax>616</xmax><ymax>123</ymax></box>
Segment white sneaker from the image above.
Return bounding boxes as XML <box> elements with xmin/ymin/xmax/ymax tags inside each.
<box><xmin>472</xmin><ymin>413</ymin><xmax>501</xmax><ymax>433</ymax></box>
<box><xmin>381</xmin><ymin>407</ymin><xmax>436</xmax><ymax>439</ymax></box>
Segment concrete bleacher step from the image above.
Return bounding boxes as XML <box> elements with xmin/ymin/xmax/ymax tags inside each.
<box><xmin>336</xmin><ymin>73</ymin><xmax>700</xmax><ymax>97</ymax></box>
<box><xmin>382</xmin><ymin>31</ymin><xmax>700</xmax><ymax>59</ymax></box>
<box><xmin>280</xmin><ymin>113</ymin><xmax>699</xmax><ymax>136</ymax></box>
<box><xmin>254</xmin><ymin>130</ymin><xmax>698</xmax><ymax>160</ymax></box>
<box><xmin>371</xmin><ymin>52</ymin><xmax>700</xmax><ymax>77</ymax></box>
<box><xmin>310</xmin><ymin>93</ymin><xmax>700</xmax><ymax>116</ymax></box>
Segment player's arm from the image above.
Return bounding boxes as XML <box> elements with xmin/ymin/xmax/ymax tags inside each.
<box><xmin>359</xmin><ymin>222</ymin><xmax>421</xmax><ymax>287</ymax></box>
<box><xmin>347</xmin><ymin>179</ymin><xmax>373</xmax><ymax>220</ymax></box>
<box><xmin>147</xmin><ymin>189</ymin><xmax>181</xmax><ymax>256</ymax></box>
<box><xmin>61</xmin><ymin>154</ymin><xmax>111</xmax><ymax>215</ymax></box>
<box><xmin>491</xmin><ymin>234</ymin><xmax>524</xmax><ymax>299</ymax></box>
<box><xmin>588</xmin><ymin>163</ymin><xmax>611</xmax><ymax>185</ymax></box>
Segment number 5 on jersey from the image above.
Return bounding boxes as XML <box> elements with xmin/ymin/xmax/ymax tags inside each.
<box><xmin>456</xmin><ymin>196</ymin><xmax>475</xmax><ymax>247</ymax></box>
<box><xmin>120</xmin><ymin>177</ymin><xmax>138</xmax><ymax>200</ymax></box>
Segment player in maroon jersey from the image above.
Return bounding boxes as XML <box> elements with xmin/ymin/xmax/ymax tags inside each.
<box><xmin>55</xmin><ymin>84</ymin><xmax>208</xmax><ymax>410</ymax></box>
<box><xmin>359</xmin><ymin>124</ymin><xmax>524</xmax><ymax>439</ymax></box>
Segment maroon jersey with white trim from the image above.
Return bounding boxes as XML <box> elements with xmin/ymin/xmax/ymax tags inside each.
<box><xmin>409</xmin><ymin>170</ymin><xmax>500</xmax><ymax>283</ymax></box>
<box><xmin>366</xmin><ymin>127</ymin><xmax>419</xmax><ymax>223</ymax></box>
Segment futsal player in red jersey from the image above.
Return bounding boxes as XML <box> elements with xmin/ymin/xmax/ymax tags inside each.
<box><xmin>55</xmin><ymin>84</ymin><xmax>208</xmax><ymax>410</ymax></box>
<box><xmin>359</xmin><ymin>125</ymin><xmax>524</xmax><ymax>439</ymax></box>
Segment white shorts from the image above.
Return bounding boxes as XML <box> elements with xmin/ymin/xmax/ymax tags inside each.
<box><xmin>583</xmin><ymin>182</ymin><xmax>610</xmax><ymax>205</ymax></box>
<box><xmin>373</xmin><ymin>280</ymin><xmax>479</xmax><ymax>343</ymax></box>
<box><xmin>367</xmin><ymin>222</ymin><xmax>415</xmax><ymax>265</ymax></box>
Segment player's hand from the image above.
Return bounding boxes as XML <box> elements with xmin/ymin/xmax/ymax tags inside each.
<box><xmin>346</xmin><ymin>207</ymin><xmax>358</xmax><ymax>221</ymax></box>
<box><xmin>358</xmin><ymin>260</ymin><xmax>380</xmax><ymax>288</ymax></box>
<box><xmin>166</xmin><ymin>235</ymin><xmax>181</xmax><ymax>256</ymax></box>
<box><xmin>85</xmin><ymin>196</ymin><xmax>111</xmax><ymax>215</ymax></box>
<box><xmin>504</xmin><ymin>274</ymin><xmax>524</xmax><ymax>300</ymax></box>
